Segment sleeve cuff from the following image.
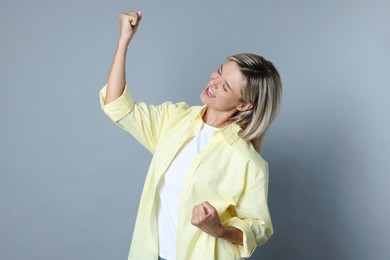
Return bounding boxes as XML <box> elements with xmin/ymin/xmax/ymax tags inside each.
<box><xmin>223</xmin><ymin>217</ymin><xmax>257</xmax><ymax>258</ymax></box>
<box><xmin>99</xmin><ymin>84</ymin><xmax>135</xmax><ymax>122</ymax></box>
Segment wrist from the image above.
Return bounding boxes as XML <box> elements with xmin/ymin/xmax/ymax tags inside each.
<box><xmin>217</xmin><ymin>226</ymin><xmax>243</xmax><ymax>245</ymax></box>
<box><xmin>216</xmin><ymin>225</ymin><xmax>226</xmax><ymax>238</ymax></box>
<box><xmin>117</xmin><ymin>37</ymin><xmax>131</xmax><ymax>48</ymax></box>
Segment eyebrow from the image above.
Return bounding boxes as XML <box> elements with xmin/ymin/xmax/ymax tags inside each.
<box><xmin>220</xmin><ymin>64</ymin><xmax>233</xmax><ymax>91</ymax></box>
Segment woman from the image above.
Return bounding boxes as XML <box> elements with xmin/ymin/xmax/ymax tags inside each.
<box><xmin>100</xmin><ymin>11</ymin><xmax>282</xmax><ymax>260</ymax></box>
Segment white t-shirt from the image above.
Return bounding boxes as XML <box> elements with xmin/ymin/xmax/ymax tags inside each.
<box><xmin>158</xmin><ymin>123</ymin><xmax>218</xmax><ymax>260</ymax></box>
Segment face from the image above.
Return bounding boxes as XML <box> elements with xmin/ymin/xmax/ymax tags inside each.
<box><xmin>200</xmin><ymin>61</ymin><xmax>247</xmax><ymax>114</ymax></box>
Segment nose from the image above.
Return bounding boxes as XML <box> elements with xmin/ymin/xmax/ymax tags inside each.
<box><xmin>210</xmin><ymin>79</ymin><xmax>219</xmax><ymax>90</ymax></box>
<box><xmin>210</xmin><ymin>76</ymin><xmax>222</xmax><ymax>89</ymax></box>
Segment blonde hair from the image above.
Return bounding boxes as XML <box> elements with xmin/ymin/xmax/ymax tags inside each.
<box><xmin>229</xmin><ymin>53</ymin><xmax>282</xmax><ymax>152</ymax></box>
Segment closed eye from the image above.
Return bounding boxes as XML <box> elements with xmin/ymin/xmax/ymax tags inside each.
<box><xmin>217</xmin><ymin>64</ymin><xmax>232</xmax><ymax>92</ymax></box>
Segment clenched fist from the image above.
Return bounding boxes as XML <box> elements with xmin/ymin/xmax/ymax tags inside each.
<box><xmin>191</xmin><ymin>201</ymin><xmax>224</xmax><ymax>238</ymax></box>
<box><xmin>118</xmin><ymin>11</ymin><xmax>142</xmax><ymax>45</ymax></box>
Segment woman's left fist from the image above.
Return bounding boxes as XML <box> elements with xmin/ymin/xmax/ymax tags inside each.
<box><xmin>191</xmin><ymin>201</ymin><xmax>224</xmax><ymax>238</ymax></box>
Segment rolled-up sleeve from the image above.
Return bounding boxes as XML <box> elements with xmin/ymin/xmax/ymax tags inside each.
<box><xmin>100</xmin><ymin>84</ymin><xmax>135</xmax><ymax>122</ymax></box>
<box><xmin>99</xmin><ymin>84</ymin><xmax>184</xmax><ymax>153</ymax></box>
<box><xmin>223</xmin><ymin>162</ymin><xmax>273</xmax><ymax>257</ymax></box>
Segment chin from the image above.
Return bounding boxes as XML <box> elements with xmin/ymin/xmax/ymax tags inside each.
<box><xmin>200</xmin><ymin>93</ymin><xmax>207</xmax><ymax>105</ymax></box>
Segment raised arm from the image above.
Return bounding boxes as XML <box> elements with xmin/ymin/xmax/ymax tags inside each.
<box><xmin>105</xmin><ymin>11</ymin><xmax>142</xmax><ymax>104</ymax></box>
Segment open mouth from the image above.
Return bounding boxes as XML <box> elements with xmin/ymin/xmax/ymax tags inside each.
<box><xmin>205</xmin><ymin>86</ymin><xmax>216</xmax><ymax>98</ymax></box>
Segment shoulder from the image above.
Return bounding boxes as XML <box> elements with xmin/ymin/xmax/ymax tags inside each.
<box><xmin>168</xmin><ymin>102</ymin><xmax>203</xmax><ymax>114</ymax></box>
<box><xmin>232</xmin><ymin>138</ymin><xmax>269</xmax><ymax>179</ymax></box>
<box><xmin>163</xmin><ymin>102</ymin><xmax>204</xmax><ymax>121</ymax></box>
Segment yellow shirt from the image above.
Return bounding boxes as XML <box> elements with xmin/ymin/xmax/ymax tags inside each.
<box><xmin>100</xmin><ymin>85</ymin><xmax>273</xmax><ymax>260</ymax></box>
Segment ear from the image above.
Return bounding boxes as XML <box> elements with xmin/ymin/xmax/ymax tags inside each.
<box><xmin>237</xmin><ymin>102</ymin><xmax>253</xmax><ymax>112</ymax></box>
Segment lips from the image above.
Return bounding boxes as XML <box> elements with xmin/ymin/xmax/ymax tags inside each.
<box><xmin>205</xmin><ymin>86</ymin><xmax>216</xmax><ymax>98</ymax></box>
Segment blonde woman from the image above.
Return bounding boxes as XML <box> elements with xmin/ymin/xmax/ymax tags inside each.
<box><xmin>100</xmin><ymin>11</ymin><xmax>282</xmax><ymax>260</ymax></box>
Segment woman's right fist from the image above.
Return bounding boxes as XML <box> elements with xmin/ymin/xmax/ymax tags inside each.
<box><xmin>118</xmin><ymin>11</ymin><xmax>142</xmax><ymax>45</ymax></box>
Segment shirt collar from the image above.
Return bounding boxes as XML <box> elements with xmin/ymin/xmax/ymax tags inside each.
<box><xmin>193</xmin><ymin>106</ymin><xmax>241</xmax><ymax>145</ymax></box>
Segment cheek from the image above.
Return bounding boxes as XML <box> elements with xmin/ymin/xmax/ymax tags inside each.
<box><xmin>218</xmin><ymin>93</ymin><xmax>237</xmax><ymax>105</ymax></box>
<box><xmin>222</xmin><ymin>92</ymin><xmax>233</xmax><ymax>99</ymax></box>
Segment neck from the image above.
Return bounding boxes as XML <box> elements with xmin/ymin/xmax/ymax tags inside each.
<box><xmin>202</xmin><ymin>107</ymin><xmax>235</xmax><ymax>128</ymax></box>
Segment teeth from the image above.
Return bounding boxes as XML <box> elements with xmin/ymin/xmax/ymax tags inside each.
<box><xmin>208</xmin><ymin>87</ymin><xmax>215</xmax><ymax>96</ymax></box>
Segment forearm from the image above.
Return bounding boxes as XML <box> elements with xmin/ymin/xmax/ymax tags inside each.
<box><xmin>192</xmin><ymin>202</ymin><xmax>244</xmax><ymax>246</ymax></box>
<box><xmin>106</xmin><ymin>40</ymin><xmax>128</xmax><ymax>104</ymax></box>
<box><xmin>219</xmin><ymin>226</ymin><xmax>243</xmax><ymax>246</ymax></box>
<box><xmin>104</xmin><ymin>12</ymin><xmax>142</xmax><ymax>104</ymax></box>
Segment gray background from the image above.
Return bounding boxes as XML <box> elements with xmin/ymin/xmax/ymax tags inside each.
<box><xmin>1</xmin><ymin>0</ymin><xmax>389</xmax><ymax>259</ymax></box>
